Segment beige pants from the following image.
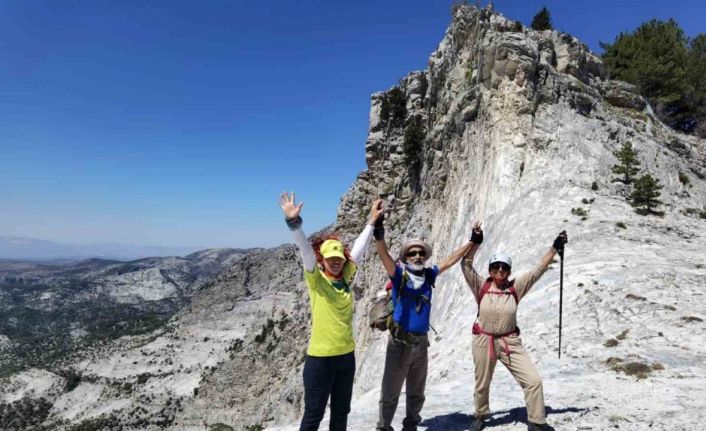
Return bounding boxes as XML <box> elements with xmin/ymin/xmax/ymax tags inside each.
<box><xmin>472</xmin><ymin>334</ymin><xmax>546</xmax><ymax>424</ymax></box>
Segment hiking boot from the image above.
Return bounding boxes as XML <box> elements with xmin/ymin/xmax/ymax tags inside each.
<box><xmin>527</xmin><ymin>423</ymin><xmax>553</xmax><ymax>431</ymax></box>
<box><xmin>470</xmin><ymin>417</ymin><xmax>487</xmax><ymax>431</ymax></box>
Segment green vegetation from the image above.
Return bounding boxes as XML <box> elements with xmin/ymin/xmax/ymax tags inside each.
<box><xmin>678</xmin><ymin>171</ymin><xmax>690</xmax><ymax>185</ymax></box>
<box><xmin>616</xmin><ymin>222</ymin><xmax>627</xmax><ymax>229</ymax></box>
<box><xmin>629</xmin><ymin>174</ymin><xmax>664</xmax><ymax>215</ymax></box>
<box><xmin>604</xmin><ymin>339</ymin><xmax>618</xmax><ymax>347</ymax></box>
<box><xmin>0</xmin><ymin>397</ymin><xmax>53</xmax><ymax>429</ymax></box>
<box><xmin>380</xmin><ymin>87</ymin><xmax>407</xmax><ymax>128</ymax></box>
<box><xmin>608</xmin><ymin>359</ymin><xmax>660</xmax><ymax>380</ymax></box>
<box><xmin>601</xmin><ymin>20</ymin><xmax>706</xmax><ymax>136</ymax></box>
<box><xmin>683</xmin><ymin>207</ymin><xmax>706</xmax><ymax>219</ymax></box>
<box><xmin>611</xmin><ymin>142</ymin><xmax>641</xmax><ymax>185</ymax></box>
<box><xmin>210</xmin><ymin>424</ymin><xmax>235</xmax><ymax>431</ymax></box>
<box><xmin>591</xmin><ymin>181</ymin><xmax>599</xmax><ymax>191</ymax></box>
<box><xmin>254</xmin><ymin>318</ymin><xmax>276</xmax><ymax>344</ymax></box>
<box><xmin>571</xmin><ymin>207</ymin><xmax>588</xmax><ymax>217</ymax></box>
<box><xmin>530</xmin><ymin>7</ymin><xmax>553</xmax><ymax>31</ymax></box>
<box><xmin>616</xmin><ymin>329</ymin><xmax>630</xmax><ymax>340</ymax></box>
<box><xmin>0</xmin><ymin>281</ymin><xmax>173</xmax><ymax>377</ymax></box>
<box><xmin>403</xmin><ymin>115</ymin><xmax>426</xmax><ymax>178</ymax></box>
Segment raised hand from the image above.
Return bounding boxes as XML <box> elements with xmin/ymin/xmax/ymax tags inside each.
<box><xmin>369</xmin><ymin>198</ymin><xmax>384</xmax><ymax>225</ymax></box>
<box><xmin>279</xmin><ymin>191</ymin><xmax>303</xmax><ymax>219</ymax></box>
<box><xmin>470</xmin><ymin>221</ymin><xmax>483</xmax><ymax>244</ymax></box>
<box><xmin>552</xmin><ymin>230</ymin><xmax>568</xmax><ymax>256</ymax></box>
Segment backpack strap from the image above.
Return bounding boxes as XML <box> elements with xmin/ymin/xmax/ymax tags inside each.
<box><xmin>476</xmin><ymin>278</ymin><xmax>518</xmax><ymax>318</ymax></box>
<box><xmin>396</xmin><ymin>268</ymin><xmax>433</xmax><ymax>313</ymax></box>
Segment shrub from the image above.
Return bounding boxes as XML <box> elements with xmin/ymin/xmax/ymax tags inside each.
<box><xmin>380</xmin><ymin>87</ymin><xmax>406</xmax><ymax>128</ymax></box>
<box><xmin>512</xmin><ymin>21</ymin><xmax>523</xmax><ymax>32</ymax></box>
<box><xmin>678</xmin><ymin>171</ymin><xmax>690</xmax><ymax>185</ymax></box>
<box><xmin>571</xmin><ymin>207</ymin><xmax>588</xmax><ymax>217</ymax></box>
<box><xmin>591</xmin><ymin>181</ymin><xmax>599</xmax><ymax>191</ymax></box>
<box><xmin>616</xmin><ymin>222</ymin><xmax>627</xmax><ymax>229</ymax></box>
<box><xmin>63</xmin><ymin>369</ymin><xmax>82</xmax><ymax>392</ymax></box>
<box><xmin>403</xmin><ymin>115</ymin><xmax>425</xmax><ymax>177</ymax></box>
<box><xmin>604</xmin><ymin>339</ymin><xmax>619</xmax><ymax>347</ymax></box>
<box><xmin>210</xmin><ymin>424</ymin><xmax>235</xmax><ymax>431</ymax></box>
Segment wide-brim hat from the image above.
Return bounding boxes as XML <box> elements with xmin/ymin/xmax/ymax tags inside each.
<box><xmin>398</xmin><ymin>239</ymin><xmax>432</xmax><ymax>262</ymax></box>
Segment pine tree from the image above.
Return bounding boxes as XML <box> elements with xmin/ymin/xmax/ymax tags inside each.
<box><xmin>530</xmin><ymin>7</ymin><xmax>553</xmax><ymax>31</ymax></box>
<box><xmin>686</xmin><ymin>33</ymin><xmax>706</xmax><ymax>137</ymax></box>
<box><xmin>630</xmin><ymin>174</ymin><xmax>663</xmax><ymax>215</ymax></box>
<box><xmin>601</xmin><ymin>19</ymin><xmax>689</xmax><ymax>129</ymax></box>
<box><xmin>611</xmin><ymin>142</ymin><xmax>641</xmax><ymax>185</ymax></box>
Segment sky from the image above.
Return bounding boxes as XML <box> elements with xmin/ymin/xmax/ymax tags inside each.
<box><xmin>1</xmin><ymin>0</ymin><xmax>704</xmax><ymax>249</ymax></box>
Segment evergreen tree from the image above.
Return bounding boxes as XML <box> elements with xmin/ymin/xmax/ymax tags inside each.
<box><xmin>630</xmin><ymin>174</ymin><xmax>663</xmax><ymax>215</ymax></box>
<box><xmin>686</xmin><ymin>33</ymin><xmax>706</xmax><ymax>137</ymax></box>
<box><xmin>403</xmin><ymin>115</ymin><xmax>425</xmax><ymax>172</ymax></box>
<box><xmin>380</xmin><ymin>87</ymin><xmax>407</xmax><ymax>128</ymax></box>
<box><xmin>611</xmin><ymin>142</ymin><xmax>641</xmax><ymax>185</ymax></box>
<box><xmin>601</xmin><ymin>19</ymin><xmax>689</xmax><ymax>129</ymax></box>
<box><xmin>530</xmin><ymin>7</ymin><xmax>553</xmax><ymax>31</ymax></box>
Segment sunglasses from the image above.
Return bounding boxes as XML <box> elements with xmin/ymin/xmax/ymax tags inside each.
<box><xmin>489</xmin><ymin>263</ymin><xmax>511</xmax><ymax>272</ymax></box>
<box><xmin>406</xmin><ymin>250</ymin><xmax>426</xmax><ymax>258</ymax></box>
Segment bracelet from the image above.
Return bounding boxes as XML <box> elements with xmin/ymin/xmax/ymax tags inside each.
<box><xmin>285</xmin><ymin>216</ymin><xmax>303</xmax><ymax>231</ymax></box>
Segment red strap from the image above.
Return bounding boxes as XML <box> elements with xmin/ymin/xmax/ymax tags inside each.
<box><xmin>472</xmin><ymin>322</ymin><xmax>519</xmax><ymax>359</ymax></box>
<box><xmin>476</xmin><ymin>279</ymin><xmax>518</xmax><ymax>318</ymax></box>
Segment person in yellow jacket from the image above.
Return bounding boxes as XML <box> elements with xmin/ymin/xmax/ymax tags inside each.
<box><xmin>279</xmin><ymin>191</ymin><xmax>383</xmax><ymax>431</ymax></box>
<box><xmin>462</xmin><ymin>228</ymin><xmax>567</xmax><ymax>431</ymax></box>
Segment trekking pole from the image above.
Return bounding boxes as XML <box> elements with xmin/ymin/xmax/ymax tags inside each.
<box><xmin>558</xmin><ymin>247</ymin><xmax>564</xmax><ymax>360</ymax></box>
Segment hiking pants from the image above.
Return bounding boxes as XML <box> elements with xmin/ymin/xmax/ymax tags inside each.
<box><xmin>377</xmin><ymin>335</ymin><xmax>428</xmax><ymax>431</ymax></box>
<box><xmin>300</xmin><ymin>352</ymin><xmax>355</xmax><ymax>431</ymax></box>
<box><xmin>472</xmin><ymin>334</ymin><xmax>546</xmax><ymax>424</ymax></box>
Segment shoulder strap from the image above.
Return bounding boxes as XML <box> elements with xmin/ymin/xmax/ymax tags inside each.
<box><xmin>477</xmin><ymin>278</ymin><xmax>494</xmax><ymax>305</ymax></box>
<box><xmin>476</xmin><ymin>279</ymin><xmax>518</xmax><ymax>317</ymax></box>
<box><xmin>508</xmin><ymin>284</ymin><xmax>519</xmax><ymax>304</ymax></box>
<box><xmin>424</xmin><ymin>267</ymin><xmax>436</xmax><ymax>289</ymax></box>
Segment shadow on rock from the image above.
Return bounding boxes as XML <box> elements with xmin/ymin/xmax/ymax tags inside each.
<box><xmin>419</xmin><ymin>406</ymin><xmax>589</xmax><ymax>430</ymax></box>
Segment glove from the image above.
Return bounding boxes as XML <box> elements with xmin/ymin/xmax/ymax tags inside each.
<box><xmin>373</xmin><ymin>214</ymin><xmax>385</xmax><ymax>241</ymax></box>
<box><xmin>470</xmin><ymin>227</ymin><xmax>483</xmax><ymax>244</ymax></box>
<box><xmin>553</xmin><ymin>231</ymin><xmax>568</xmax><ymax>257</ymax></box>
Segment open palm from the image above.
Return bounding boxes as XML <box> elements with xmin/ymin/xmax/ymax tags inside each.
<box><xmin>279</xmin><ymin>192</ymin><xmax>303</xmax><ymax>219</ymax></box>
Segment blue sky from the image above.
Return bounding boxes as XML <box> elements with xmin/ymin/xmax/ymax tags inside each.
<box><xmin>1</xmin><ymin>1</ymin><xmax>703</xmax><ymax>248</ymax></box>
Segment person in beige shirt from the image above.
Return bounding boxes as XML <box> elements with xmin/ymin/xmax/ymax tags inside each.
<box><xmin>462</xmin><ymin>227</ymin><xmax>568</xmax><ymax>431</ymax></box>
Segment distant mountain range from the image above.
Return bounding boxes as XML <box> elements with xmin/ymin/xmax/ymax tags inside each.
<box><xmin>0</xmin><ymin>236</ymin><xmax>204</xmax><ymax>260</ymax></box>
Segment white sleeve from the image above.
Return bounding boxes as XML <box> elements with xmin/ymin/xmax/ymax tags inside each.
<box><xmin>292</xmin><ymin>226</ymin><xmax>316</xmax><ymax>272</ymax></box>
<box><xmin>349</xmin><ymin>224</ymin><xmax>373</xmax><ymax>265</ymax></box>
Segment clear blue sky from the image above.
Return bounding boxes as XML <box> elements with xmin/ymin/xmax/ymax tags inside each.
<box><xmin>1</xmin><ymin>1</ymin><xmax>703</xmax><ymax>248</ymax></box>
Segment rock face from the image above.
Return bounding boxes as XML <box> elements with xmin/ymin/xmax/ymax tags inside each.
<box><xmin>2</xmin><ymin>5</ymin><xmax>705</xmax><ymax>430</ymax></box>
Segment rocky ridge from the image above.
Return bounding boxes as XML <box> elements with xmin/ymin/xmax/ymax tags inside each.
<box><xmin>1</xmin><ymin>5</ymin><xmax>704</xmax><ymax>431</ymax></box>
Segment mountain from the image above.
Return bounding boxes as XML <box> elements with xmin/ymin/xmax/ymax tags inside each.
<box><xmin>1</xmin><ymin>5</ymin><xmax>704</xmax><ymax>430</ymax></box>
<box><xmin>0</xmin><ymin>236</ymin><xmax>203</xmax><ymax>261</ymax></box>
<box><xmin>0</xmin><ymin>249</ymin><xmax>248</xmax><ymax>380</ymax></box>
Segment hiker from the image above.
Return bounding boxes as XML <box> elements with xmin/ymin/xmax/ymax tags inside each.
<box><xmin>462</xmin><ymin>228</ymin><xmax>568</xmax><ymax>431</ymax></box>
<box><xmin>373</xmin><ymin>206</ymin><xmax>484</xmax><ymax>431</ymax></box>
<box><xmin>279</xmin><ymin>191</ymin><xmax>383</xmax><ymax>431</ymax></box>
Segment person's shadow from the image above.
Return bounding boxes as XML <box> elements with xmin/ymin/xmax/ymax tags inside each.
<box><xmin>419</xmin><ymin>406</ymin><xmax>589</xmax><ymax>430</ymax></box>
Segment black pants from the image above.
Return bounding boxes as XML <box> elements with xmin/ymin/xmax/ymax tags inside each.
<box><xmin>299</xmin><ymin>351</ymin><xmax>356</xmax><ymax>431</ymax></box>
